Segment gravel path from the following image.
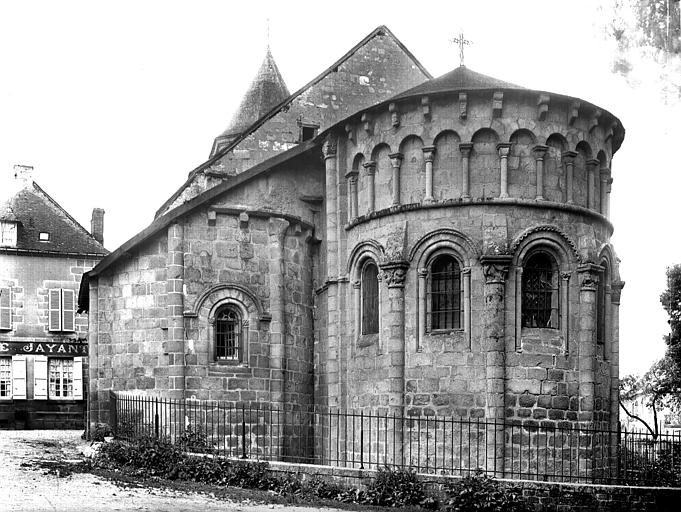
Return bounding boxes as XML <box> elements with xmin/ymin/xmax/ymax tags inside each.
<box><xmin>0</xmin><ymin>430</ymin><xmax>345</xmax><ymax>512</ymax></box>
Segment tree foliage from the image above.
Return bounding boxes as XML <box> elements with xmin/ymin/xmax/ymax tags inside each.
<box><xmin>606</xmin><ymin>0</ymin><xmax>681</xmax><ymax>53</ymax></box>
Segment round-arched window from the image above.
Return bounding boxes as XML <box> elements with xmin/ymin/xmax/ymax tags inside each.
<box><xmin>215</xmin><ymin>306</ymin><xmax>242</xmax><ymax>361</ymax></box>
<box><xmin>522</xmin><ymin>252</ymin><xmax>559</xmax><ymax>328</ymax></box>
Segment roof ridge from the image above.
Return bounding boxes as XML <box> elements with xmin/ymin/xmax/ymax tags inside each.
<box><xmin>154</xmin><ymin>25</ymin><xmax>431</xmax><ymax>219</ymax></box>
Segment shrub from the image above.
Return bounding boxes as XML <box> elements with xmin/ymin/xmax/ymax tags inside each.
<box><xmin>443</xmin><ymin>470</ymin><xmax>527</xmax><ymax>512</ymax></box>
<box><xmin>89</xmin><ymin>423</ymin><xmax>113</xmax><ymax>442</ymax></box>
<box><xmin>363</xmin><ymin>466</ymin><xmax>436</xmax><ymax>508</ymax></box>
<box><xmin>179</xmin><ymin>424</ymin><xmax>211</xmax><ymax>453</ymax></box>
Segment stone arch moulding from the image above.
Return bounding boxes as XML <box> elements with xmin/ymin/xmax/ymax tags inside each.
<box><xmin>346</xmin><ymin>239</ymin><xmax>385</xmax><ymax>277</ymax></box>
<box><xmin>596</xmin><ymin>242</ymin><xmax>620</xmax><ymax>282</ymax></box>
<box><xmin>186</xmin><ymin>283</ymin><xmax>270</xmax><ymax>324</ymax></box>
<box><xmin>510</xmin><ymin>225</ymin><xmax>581</xmax><ymax>354</ymax></box>
<box><xmin>347</xmin><ymin>239</ymin><xmax>385</xmax><ymax>351</ymax></box>
<box><xmin>409</xmin><ymin>228</ymin><xmax>480</xmax><ymax>350</ymax></box>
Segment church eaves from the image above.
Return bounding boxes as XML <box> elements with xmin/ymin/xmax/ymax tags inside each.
<box><xmin>216</xmin><ymin>48</ymin><xmax>290</xmax><ymax>142</ymax></box>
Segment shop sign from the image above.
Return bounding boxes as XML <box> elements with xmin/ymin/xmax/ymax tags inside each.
<box><xmin>0</xmin><ymin>341</ymin><xmax>88</xmax><ymax>356</ymax></box>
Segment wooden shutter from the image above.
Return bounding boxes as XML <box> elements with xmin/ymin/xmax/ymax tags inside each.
<box><xmin>0</xmin><ymin>287</ymin><xmax>11</xmax><ymax>330</ymax></box>
<box><xmin>73</xmin><ymin>357</ymin><xmax>83</xmax><ymax>400</ymax></box>
<box><xmin>34</xmin><ymin>355</ymin><xmax>48</xmax><ymax>399</ymax></box>
<box><xmin>11</xmin><ymin>355</ymin><xmax>26</xmax><ymax>399</ymax></box>
<box><xmin>61</xmin><ymin>289</ymin><xmax>75</xmax><ymax>332</ymax></box>
<box><xmin>48</xmin><ymin>289</ymin><xmax>61</xmax><ymax>331</ymax></box>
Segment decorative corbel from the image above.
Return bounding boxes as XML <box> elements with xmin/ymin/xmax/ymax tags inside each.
<box><xmin>207</xmin><ymin>210</ymin><xmax>217</xmax><ymax>225</ymax></box>
<box><xmin>388</xmin><ymin>102</ymin><xmax>400</xmax><ymax>128</ymax></box>
<box><xmin>345</xmin><ymin>123</ymin><xmax>355</xmax><ymax>144</ymax></box>
<box><xmin>361</xmin><ymin>113</ymin><xmax>372</xmax><ymax>135</ymax></box>
<box><xmin>421</xmin><ymin>96</ymin><xmax>431</xmax><ymax>120</ymax></box>
<box><xmin>569</xmin><ymin>101</ymin><xmax>581</xmax><ymax>126</ymax></box>
<box><xmin>537</xmin><ymin>93</ymin><xmax>550</xmax><ymax>121</ymax></box>
<box><xmin>459</xmin><ymin>92</ymin><xmax>468</xmax><ymax>119</ymax></box>
<box><xmin>589</xmin><ymin>109</ymin><xmax>602</xmax><ymax>132</ymax></box>
<box><xmin>492</xmin><ymin>91</ymin><xmax>504</xmax><ymax>117</ymax></box>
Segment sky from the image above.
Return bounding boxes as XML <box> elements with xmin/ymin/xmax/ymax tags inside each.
<box><xmin>0</xmin><ymin>0</ymin><xmax>678</xmax><ymax>376</ymax></box>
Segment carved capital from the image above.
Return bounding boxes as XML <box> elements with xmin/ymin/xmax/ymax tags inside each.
<box><xmin>422</xmin><ymin>145</ymin><xmax>436</xmax><ymax>163</ymax></box>
<box><xmin>611</xmin><ymin>280</ymin><xmax>625</xmax><ymax>305</ymax></box>
<box><xmin>532</xmin><ymin>144</ymin><xmax>548</xmax><ymax>160</ymax></box>
<box><xmin>600</xmin><ymin>167</ymin><xmax>611</xmax><ymax>181</ymax></box>
<box><xmin>577</xmin><ymin>264</ymin><xmax>602</xmax><ymax>291</ymax></box>
<box><xmin>352</xmin><ymin>280</ymin><xmax>361</xmax><ymax>290</ymax></box>
<box><xmin>586</xmin><ymin>158</ymin><xmax>600</xmax><ymax>170</ymax></box>
<box><xmin>562</xmin><ymin>150</ymin><xmax>578</xmax><ymax>164</ymax></box>
<box><xmin>497</xmin><ymin>143</ymin><xmax>512</xmax><ymax>158</ymax></box>
<box><xmin>345</xmin><ymin>169</ymin><xmax>359</xmax><ymax>181</ymax></box>
<box><xmin>389</xmin><ymin>152</ymin><xmax>403</xmax><ymax>168</ymax></box>
<box><xmin>560</xmin><ymin>271</ymin><xmax>572</xmax><ymax>281</ymax></box>
<box><xmin>322</xmin><ymin>137</ymin><xmax>337</xmax><ymax>160</ymax></box>
<box><xmin>417</xmin><ymin>268</ymin><xmax>428</xmax><ymax>278</ymax></box>
<box><xmin>380</xmin><ymin>261</ymin><xmax>409</xmax><ymax>288</ymax></box>
<box><xmin>459</xmin><ymin>142</ymin><xmax>473</xmax><ymax>157</ymax></box>
<box><xmin>363</xmin><ymin>160</ymin><xmax>376</xmax><ymax>176</ymax></box>
<box><xmin>480</xmin><ymin>255</ymin><xmax>513</xmax><ymax>284</ymax></box>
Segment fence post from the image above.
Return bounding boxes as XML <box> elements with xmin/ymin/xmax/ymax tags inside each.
<box><xmin>155</xmin><ymin>397</ymin><xmax>160</xmax><ymax>439</ymax></box>
<box><xmin>241</xmin><ymin>403</ymin><xmax>247</xmax><ymax>459</ymax></box>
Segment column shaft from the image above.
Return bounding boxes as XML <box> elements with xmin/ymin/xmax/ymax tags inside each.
<box><xmin>497</xmin><ymin>143</ymin><xmax>511</xmax><ymax>199</ymax></box>
<box><xmin>563</xmin><ymin>152</ymin><xmax>577</xmax><ymax>205</ymax></box>
<box><xmin>389</xmin><ymin>153</ymin><xmax>403</xmax><ymax>206</ymax></box>
<box><xmin>364</xmin><ymin>161</ymin><xmax>376</xmax><ymax>213</ymax></box>
<box><xmin>423</xmin><ymin>146</ymin><xmax>435</xmax><ymax>203</ymax></box>
<box><xmin>166</xmin><ymin>222</ymin><xmax>185</xmax><ymax>400</ymax></box>
<box><xmin>460</xmin><ymin>143</ymin><xmax>472</xmax><ymax>199</ymax></box>
<box><xmin>533</xmin><ymin>145</ymin><xmax>548</xmax><ymax>200</ymax></box>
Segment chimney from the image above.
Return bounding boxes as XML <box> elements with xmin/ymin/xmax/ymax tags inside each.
<box><xmin>91</xmin><ymin>208</ymin><xmax>105</xmax><ymax>245</ymax></box>
<box><xmin>13</xmin><ymin>164</ymin><xmax>34</xmax><ymax>186</ymax></box>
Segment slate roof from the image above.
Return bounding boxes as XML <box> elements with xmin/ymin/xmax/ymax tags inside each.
<box><xmin>0</xmin><ymin>182</ymin><xmax>108</xmax><ymax>257</ymax></box>
<box><xmin>391</xmin><ymin>65</ymin><xmax>526</xmax><ymax>100</ymax></box>
<box><xmin>217</xmin><ymin>48</ymin><xmax>290</xmax><ymax>139</ymax></box>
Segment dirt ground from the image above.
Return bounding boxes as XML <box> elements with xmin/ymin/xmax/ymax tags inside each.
<box><xmin>0</xmin><ymin>430</ymin><xmax>348</xmax><ymax>512</ymax></box>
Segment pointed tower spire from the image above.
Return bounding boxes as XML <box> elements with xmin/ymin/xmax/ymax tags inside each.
<box><xmin>215</xmin><ymin>46</ymin><xmax>290</xmax><ymax>144</ymax></box>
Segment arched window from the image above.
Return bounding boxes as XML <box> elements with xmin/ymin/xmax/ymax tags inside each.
<box><xmin>428</xmin><ymin>255</ymin><xmax>462</xmax><ymax>330</ymax></box>
<box><xmin>522</xmin><ymin>252</ymin><xmax>559</xmax><ymax>328</ymax></box>
<box><xmin>597</xmin><ymin>264</ymin><xmax>608</xmax><ymax>345</ymax></box>
<box><xmin>215</xmin><ymin>306</ymin><xmax>242</xmax><ymax>361</ymax></box>
<box><xmin>361</xmin><ymin>262</ymin><xmax>379</xmax><ymax>334</ymax></box>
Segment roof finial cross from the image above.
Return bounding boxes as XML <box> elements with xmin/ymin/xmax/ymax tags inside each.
<box><xmin>266</xmin><ymin>18</ymin><xmax>270</xmax><ymax>50</ymax></box>
<box><xmin>451</xmin><ymin>31</ymin><xmax>472</xmax><ymax>67</ymax></box>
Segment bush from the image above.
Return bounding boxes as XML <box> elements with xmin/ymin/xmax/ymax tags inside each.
<box><xmin>443</xmin><ymin>470</ymin><xmax>527</xmax><ymax>512</ymax></box>
<box><xmin>97</xmin><ymin>437</ymin><xmax>183</xmax><ymax>477</ymax></box>
<box><xmin>179</xmin><ymin>424</ymin><xmax>211</xmax><ymax>453</ymax></box>
<box><xmin>89</xmin><ymin>423</ymin><xmax>113</xmax><ymax>442</ymax></box>
<box><xmin>364</xmin><ymin>466</ymin><xmax>434</xmax><ymax>508</ymax></box>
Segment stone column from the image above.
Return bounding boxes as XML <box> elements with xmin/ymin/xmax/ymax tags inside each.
<box><xmin>599</xmin><ymin>168</ymin><xmax>611</xmax><ymax>217</ymax></box>
<box><xmin>459</xmin><ymin>143</ymin><xmax>473</xmax><ymax>199</ymax></box>
<box><xmin>497</xmin><ymin>143</ymin><xmax>512</xmax><ymax>199</ymax></box>
<box><xmin>462</xmin><ymin>267</ymin><xmax>472</xmax><ymax>347</ymax></box>
<box><xmin>323</xmin><ymin>138</ymin><xmax>341</xmax><ymax>408</ymax></box>
<box><xmin>561</xmin><ymin>272</ymin><xmax>571</xmax><ymax>353</ymax></box>
<box><xmin>352</xmin><ymin>280</ymin><xmax>361</xmax><ymax>342</ymax></box>
<box><xmin>609</xmin><ymin>281</ymin><xmax>624</xmax><ymax>433</ymax></box>
<box><xmin>345</xmin><ymin>170</ymin><xmax>359</xmax><ymax>220</ymax></box>
<box><xmin>606</xmin><ymin>177</ymin><xmax>613</xmax><ymax>219</ymax></box>
<box><xmin>577</xmin><ymin>264</ymin><xmax>600</xmax><ymax>422</ymax></box>
<box><xmin>417</xmin><ymin>268</ymin><xmax>428</xmax><ymax>350</ymax></box>
<box><xmin>380</xmin><ymin>261</ymin><xmax>409</xmax><ymax>465</ymax></box>
<box><xmin>563</xmin><ymin>151</ymin><xmax>577</xmax><ymax>204</ymax></box>
<box><xmin>480</xmin><ymin>255</ymin><xmax>512</xmax><ymax>477</ymax></box>
<box><xmin>587</xmin><ymin>159</ymin><xmax>599</xmax><ymax>210</ymax></box>
<box><xmin>533</xmin><ymin>145</ymin><xmax>548</xmax><ymax>200</ymax></box>
<box><xmin>389</xmin><ymin>152</ymin><xmax>403</xmax><ymax>206</ymax></box>
<box><xmin>422</xmin><ymin>146</ymin><xmax>436</xmax><ymax>203</ymax></box>
<box><xmin>166</xmin><ymin>222</ymin><xmax>185</xmax><ymax>401</ymax></box>
<box><xmin>268</xmin><ymin>218</ymin><xmax>290</xmax><ymax>413</ymax></box>
<box><xmin>363</xmin><ymin>161</ymin><xmax>376</xmax><ymax>214</ymax></box>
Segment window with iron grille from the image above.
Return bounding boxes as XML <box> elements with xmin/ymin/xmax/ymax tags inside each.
<box><xmin>215</xmin><ymin>306</ymin><xmax>242</xmax><ymax>361</ymax></box>
<box><xmin>522</xmin><ymin>252</ymin><xmax>559</xmax><ymax>328</ymax></box>
<box><xmin>0</xmin><ymin>358</ymin><xmax>11</xmax><ymax>398</ymax></box>
<box><xmin>361</xmin><ymin>262</ymin><xmax>379</xmax><ymax>335</ymax></box>
<box><xmin>428</xmin><ymin>255</ymin><xmax>462</xmax><ymax>331</ymax></box>
<box><xmin>49</xmin><ymin>358</ymin><xmax>74</xmax><ymax>398</ymax></box>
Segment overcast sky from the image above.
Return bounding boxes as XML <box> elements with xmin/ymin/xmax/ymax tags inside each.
<box><xmin>0</xmin><ymin>0</ymin><xmax>678</xmax><ymax>376</ymax></box>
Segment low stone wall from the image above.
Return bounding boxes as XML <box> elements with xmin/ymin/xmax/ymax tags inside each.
<box><xmin>262</xmin><ymin>460</ymin><xmax>681</xmax><ymax>512</ymax></box>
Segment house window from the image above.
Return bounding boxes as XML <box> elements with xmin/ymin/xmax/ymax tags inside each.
<box><xmin>39</xmin><ymin>232</ymin><xmax>50</xmax><ymax>241</ymax></box>
<box><xmin>0</xmin><ymin>287</ymin><xmax>11</xmax><ymax>330</ymax></box>
<box><xmin>428</xmin><ymin>255</ymin><xmax>462</xmax><ymax>330</ymax></box>
<box><xmin>0</xmin><ymin>358</ymin><xmax>11</xmax><ymax>398</ymax></box>
<box><xmin>48</xmin><ymin>288</ymin><xmax>76</xmax><ymax>332</ymax></box>
<box><xmin>298</xmin><ymin>121</ymin><xmax>319</xmax><ymax>142</ymax></box>
<box><xmin>215</xmin><ymin>306</ymin><xmax>242</xmax><ymax>362</ymax></box>
<box><xmin>361</xmin><ymin>262</ymin><xmax>379</xmax><ymax>334</ymax></box>
<box><xmin>48</xmin><ymin>359</ymin><xmax>73</xmax><ymax>398</ymax></box>
<box><xmin>0</xmin><ymin>221</ymin><xmax>17</xmax><ymax>247</ymax></box>
<box><xmin>522</xmin><ymin>252</ymin><xmax>559</xmax><ymax>328</ymax></box>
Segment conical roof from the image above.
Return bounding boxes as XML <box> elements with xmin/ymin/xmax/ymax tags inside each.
<box><xmin>218</xmin><ymin>48</ymin><xmax>290</xmax><ymax>139</ymax></box>
<box><xmin>392</xmin><ymin>65</ymin><xmax>525</xmax><ymax>101</ymax></box>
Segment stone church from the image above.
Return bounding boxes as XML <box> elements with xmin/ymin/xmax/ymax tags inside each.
<box><xmin>81</xmin><ymin>26</ymin><xmax>624</xmax><ymax>472</ymax></box>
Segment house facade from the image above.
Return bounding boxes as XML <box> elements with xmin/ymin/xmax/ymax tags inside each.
<box><xmin>0</xmin><ymin>165</ymin><xmax>107</xmax><ymax>429</ymax></box>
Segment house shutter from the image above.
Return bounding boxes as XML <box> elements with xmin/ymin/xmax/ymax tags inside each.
<box><xmin>11</xmin><ymin>355</ymin><xmax>26</xmax><ymax>399</ymax></box>
<box><xmin>48</xmin><ymin>289</ymin><xmax>61</xmax><ymax>331</ymax></box>
<box><xmin>34</xmin><ymin>355</ymin><xmax>48</xmax><ymax>399</ymax></box>
<box><xmin>61</xmin><ymin>289</ymin><xmax>75</xmax><ymax>332</ymax></box>
<box><xmin>73</xmin><ymin>357</ymin><xmax>83</xmax><ymax>400</ymax></box>
<box><xmin>0</xmin><ymin>287</ymin><xmax>11</xmax><ymax>330</ymax></box>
